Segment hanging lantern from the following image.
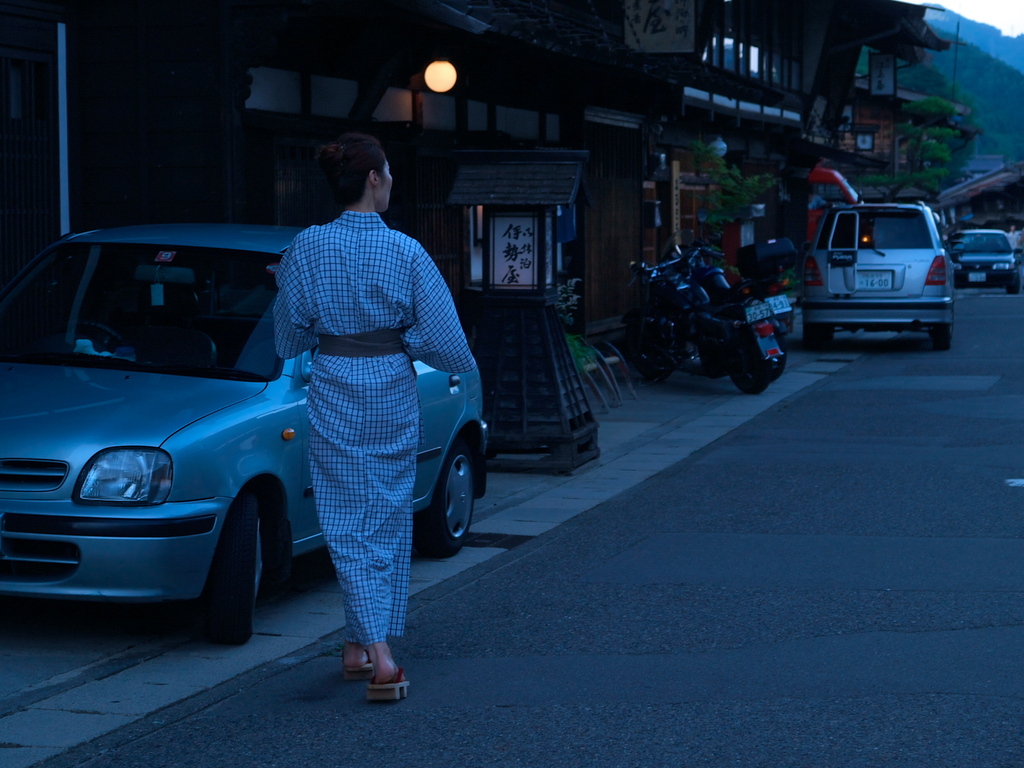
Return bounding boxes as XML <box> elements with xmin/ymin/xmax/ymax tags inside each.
<box><xmin>424</xmin><ymin>60</ymin><xmax>457</xmax><ymax>93</ymax></box>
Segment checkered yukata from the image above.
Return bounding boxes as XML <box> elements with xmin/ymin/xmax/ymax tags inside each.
<box><xmin>274</xmin><ymin>211</ymin><xmax>477</xmax><ymax>645</ymax></box>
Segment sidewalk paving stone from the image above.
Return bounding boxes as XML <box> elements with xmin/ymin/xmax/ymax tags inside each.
<box><xmin>2</xmin><ymin>748</ymin><xmax>63</xmax><ymax>768</ymax></box>
<box><xmin>467</xmin><ymin>518</ymin><xmax>557</xmax><ymax>536</ymax></box>
<box><xmin>0</xmin><ymin>709</ymin><xmax>135</xmax><ymax>749</ymax></box>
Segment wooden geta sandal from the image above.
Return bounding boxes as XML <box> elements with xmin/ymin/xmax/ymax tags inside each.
<box><xmin>367</xmin><ymin>667</ymin><xmax>409</xmax><ymax>701</ymax></box>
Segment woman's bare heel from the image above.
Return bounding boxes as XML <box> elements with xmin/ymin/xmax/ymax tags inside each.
<box><xmin>343</xmin><ymin>661</ymin><xmax>374</xmax><ymax>680</ymax></box>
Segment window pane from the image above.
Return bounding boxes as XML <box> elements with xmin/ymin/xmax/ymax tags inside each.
<box><xmin>9</xmin><ymin>61</ymin><xmax>24</xmax><ymax>120</ymax></box>
<box><xmin>830</xmin><ymin>212</ymin><xmax>858</xmax><ymax>250</ymax></box>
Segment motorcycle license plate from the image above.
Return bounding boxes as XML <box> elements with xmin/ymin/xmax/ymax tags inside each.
<box><xmin>765</xmin><ymin>295</ymin><xmax>791</xmax><ymax>315</ymax></box>
<box><xmin>744</xmin><ymin>301</ymin><xmax>774</xmax><ymax>322</ymax></box>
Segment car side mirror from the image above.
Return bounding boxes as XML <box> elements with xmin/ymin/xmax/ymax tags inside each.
<box><xmin>300</xmin><ymin>349</ymin><xmax>314</xmax><ymax>383</ymax></box>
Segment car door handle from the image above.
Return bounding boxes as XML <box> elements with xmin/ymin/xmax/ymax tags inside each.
<box><xmin>449</xmin><ymin>374</ymin><xmax>461</xmax><ymax>393</ymax></box>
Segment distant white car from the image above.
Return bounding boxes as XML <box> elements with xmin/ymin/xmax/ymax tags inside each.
<box><xmin>0</xmin><ymin>224</ymin><xmax>487</xmax><ymax>644</ymax></box>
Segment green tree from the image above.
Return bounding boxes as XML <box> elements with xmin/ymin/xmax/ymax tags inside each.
<box><xmin>690</xmin><ymin>140</ymin><xmax>776</xmax><ymax>232</ymax></box>
<box><xmin>856</xmin><ymin>97</ymin><xmax>960</xmax><ymax>201</ymax></box>
<box><xmin>898</xmin><ymin>64</ymin><xmax>978</xmax><ymax>185</ymax></box>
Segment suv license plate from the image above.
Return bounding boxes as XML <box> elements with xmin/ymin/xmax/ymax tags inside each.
<box><xmin>766</xmin><ymin>295</ymin><xmax>791</xmax><ymax>315</ymax></box>
<box><xmin>968</xmin><ymin>272</ymin><xmax>986</xmax><ymax>282</ymax></box>
<box><xmin>857</xmin><ymin>270</ymin><xmax>894</xmax><ymax>290</ymax></box>
<box><xmin>745</xmin><ymin>301</ymin><xmax>774</xmax><ymax>322</ymax></box>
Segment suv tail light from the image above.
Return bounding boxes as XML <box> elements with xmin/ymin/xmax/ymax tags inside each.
<box><xmin>804</xmin><ymin>256</ymin><xmax>823</xmax><ymax>286</ymax></box>
<box><xmin>925</xmin><ymin>255</ymin><xmax>947</xmax><ymax>285</ymax></box>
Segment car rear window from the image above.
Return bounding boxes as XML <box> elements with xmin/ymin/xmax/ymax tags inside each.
<box><xmin>817</xmin><ymin>210</ymin><xmax>934</xmax><ymax>251</ymax></box>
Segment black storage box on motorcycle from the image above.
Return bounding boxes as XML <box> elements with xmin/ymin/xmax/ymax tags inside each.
<box><xmin>736</xmin><ymin>238</ymin><xmax>797</xmax><ymax>280</ymax></box>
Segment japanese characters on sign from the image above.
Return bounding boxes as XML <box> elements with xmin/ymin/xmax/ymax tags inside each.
<box><xmin>490</xmin><ymin>212</ymin><xmax>539</xmax><ymax>289</ymax></box>
<box><xmin>869</xmin><ymin>53</ymin><xmax>896</xmax><ymax>96</ymax></box>
<box><xmin>624</xmin><ymin>0</ymin><xmax>695</xmax><ymax>54</ymax></box>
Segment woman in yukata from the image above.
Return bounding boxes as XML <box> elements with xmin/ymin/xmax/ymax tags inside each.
<box><xmin>274</xmin><ymin>132</ymin><xmax>477</xmax><ymax>701</ymax></box>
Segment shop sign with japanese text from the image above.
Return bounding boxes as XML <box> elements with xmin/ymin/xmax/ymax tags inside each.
<box><xmin>490</xmin><ymin>213</ymin><xmax>538</xmax><ymax>289</ymax></box>
<box><xmin>869</xmin><ymin>53</ymin><xmax>896</xmax><ymax>96</ymax></box>
<box><xmin>625</xmin><ymin>0</ymin><xmax>695</xmax><ymax>53</ymax></box>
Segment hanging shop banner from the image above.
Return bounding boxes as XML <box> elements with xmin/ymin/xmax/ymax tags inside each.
<box><xmin>869</xmin><ymin>53</ymin><xmax>896</xmax><ymax>96</ymax></box>
<box><xmin>625</xmin><ymin>0</ymin><xmax>695</xmax><ymax>53</ymax></box>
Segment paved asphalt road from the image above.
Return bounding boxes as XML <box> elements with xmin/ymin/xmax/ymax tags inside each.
<box><xmin>22</xmin><ymin>293</ymin><xmax>1024</xmax><ymax>767</ymax></box>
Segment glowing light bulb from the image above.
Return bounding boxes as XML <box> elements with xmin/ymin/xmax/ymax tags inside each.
<box><xmin>424</xmin><ymin>61</ymin><xmax>457</xmax><ymax>93</ymax></box>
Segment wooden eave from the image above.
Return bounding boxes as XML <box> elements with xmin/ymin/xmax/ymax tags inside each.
<box><xmin>832</xmin><ymin>0</ymin><xmax>951</xmax><ymax>63</ymax></box>
<box><xmin>370</xmin><ymin>0</ymin><xmax>789</xmax><ymax>106</ymax></box>
<box><xmin>937</xmin><ymin>164</ymin><xmax>1024</xmax><ymax>208</ymax></box>
<box><xmin>447</xmin><ymin>150</ymin><xmax>591</xmax><ymax>207</ymax></box>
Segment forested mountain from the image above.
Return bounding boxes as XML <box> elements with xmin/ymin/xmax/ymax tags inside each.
<box><xmin>924</xmin><ymin>8</ymin><xmax>1024</xmax><ymax>74</ymax></box>
<box><xmin>897</xmin><ymin>18</ymin><xmax>1024</xmax><ymax>163</ymax></box>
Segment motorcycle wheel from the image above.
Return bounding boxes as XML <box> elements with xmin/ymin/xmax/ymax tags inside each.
<box><xmin>625</xmin><ymin>321</ymin><xmax>674</xmax><ymax>382</ymax></box>
<box><xmin>729</xmin><ymin>339</ymin><xmax>773</xmax><ymax>394</ymax></box>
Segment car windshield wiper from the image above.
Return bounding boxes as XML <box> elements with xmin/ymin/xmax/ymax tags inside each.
<box><xmin>134</xmin><ymin>364</ymin><xmax>269</xmax><ymax>382</ymax></box>
<box><xmin>202</xmin><ymin>367</ymin><xmax>271</xmax><ymax>382</ymax></box>
<box><xmin>0</xmin><ymin>352</ymin><xmax>138</xmax><ymax>367</ymax></box>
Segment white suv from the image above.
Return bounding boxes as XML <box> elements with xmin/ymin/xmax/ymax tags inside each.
<box><xmin>800</xmin><ymin>203</ymin><xmax>954</xmax><ymax>350</ymax></box>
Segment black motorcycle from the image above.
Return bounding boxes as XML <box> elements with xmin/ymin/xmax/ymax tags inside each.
<box><xmin>623</xmin><ymin>239</ymin><xmax>788</xmax><ymax>395</ymax></box>
<box><xmin>683</xmin><ymin>237</ymin><xmax>798</xmax><ymax>381</ymax></box>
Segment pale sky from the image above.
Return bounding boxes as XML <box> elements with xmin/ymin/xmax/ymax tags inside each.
<box><xmin>901</xmin><ymin>1</ymin><xmax>1024</xmax><ymax>38</ymax></box>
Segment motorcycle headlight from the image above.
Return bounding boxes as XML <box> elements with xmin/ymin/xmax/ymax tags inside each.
<box><xmin>75</xmin><ymin>448</ymin><xmax>173</xmax><ymax>505</ymax></box>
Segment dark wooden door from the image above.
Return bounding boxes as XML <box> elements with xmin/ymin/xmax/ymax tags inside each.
<box><xmin>583</xmin><ymin>119</ymin><xmax>643</xmax><ymax>331</ymax></box>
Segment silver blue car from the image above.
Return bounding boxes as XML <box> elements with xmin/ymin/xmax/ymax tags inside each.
<box><xmin>0</xmin><ymin>224</ymin><xmax>487</xmax><ymax>644</ymax></box>
<box><xmin>801</xmin><ymin>203</ymin><xmax>955</xmax><ymax>351</ymax></box>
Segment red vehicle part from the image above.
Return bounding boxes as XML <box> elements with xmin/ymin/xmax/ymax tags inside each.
<box><xmin>807</xmin><ymin>165</ymin><xmax>860</xmax><ymax>243</ymax></box>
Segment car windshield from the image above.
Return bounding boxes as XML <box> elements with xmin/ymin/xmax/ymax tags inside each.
<box><xmin>0</xmin><ymin>241</ymin><xmax>283</xmax><ymax>380</ymax></box>
<box><xmin>820</xmin><ymin>210</ymin><xmax>933</xmax><ymax>251</ymax></box>
<box><xmin>957</xmin><ymin>233</ymin><xmax>1011</xmax><ymax>253</ymax></box>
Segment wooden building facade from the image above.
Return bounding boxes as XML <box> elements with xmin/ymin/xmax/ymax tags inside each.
<box><xmin>2</xmin><ymin>0</ymin><xmax>949</xmax><ymax>334</ymax></box>
<box><xmin>831</xmin><ymin>80</ymin><xmax>972</xmax><ymax>203</ymax></box>
<box><xmin>935</xmin><ymin>163</ymin><xmax>1024</xmax><ymax>235</ymax></box>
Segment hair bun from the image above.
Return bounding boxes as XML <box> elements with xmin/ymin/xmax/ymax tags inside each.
<box><xmin>318</xmin><ymin>142</ymin><xmax>347</xmax><ymax>166</ymax></box>
<box><xmin>317</xmin><ymin>132</ymin><xmax>385</xmax><ymax>205</ymax></box>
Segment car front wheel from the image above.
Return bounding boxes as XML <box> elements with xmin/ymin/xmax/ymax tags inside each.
<box><xmin>413</xmin><ymin>438</ymin><xmax>475</xmax><ymax>559</ymax></box>
<box><xmin>1008</xmin><ymin>270</ymin><xmax>1021</xmax><ymax>295</ymax></box>
<box><xmin>205</xmin><ymin>491</ymin><xmax>262</xmax><ymax>644</ymax></box>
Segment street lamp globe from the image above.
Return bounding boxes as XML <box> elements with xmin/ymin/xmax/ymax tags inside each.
<box><xmin>425</xmin><ymin>60</ymin><xmax>458</xmax><ymax>93</ymax></box>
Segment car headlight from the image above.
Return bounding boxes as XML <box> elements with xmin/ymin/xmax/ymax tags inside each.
<box><xmin>992</xmin><ymin>263</ymin><xmax>1011</xmax><ymax>270</ymax></box>
<box><xmin>75</xmin><ymin>448</ymin><xmax>173</xmax><ymax>505</ymax></box>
